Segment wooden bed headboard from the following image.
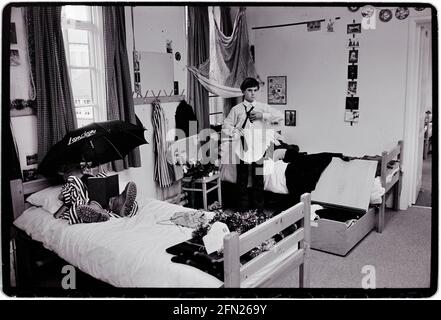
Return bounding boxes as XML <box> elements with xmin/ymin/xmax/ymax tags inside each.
<box><xmin>10</xmin><ymin>177</ymin><xmax>57</xmax><ymax>221</ymax></box>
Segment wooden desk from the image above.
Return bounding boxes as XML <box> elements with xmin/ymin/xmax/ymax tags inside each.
<box><xmin>182</xmin><ymin>173</ymin><xmax>222</xmax><ymax>210</ymax></box>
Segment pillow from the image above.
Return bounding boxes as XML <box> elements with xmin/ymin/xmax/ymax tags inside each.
<box><xmin>26</xmin><ymin>185</ymin><xmax>64</xmax><ymax>214</ymax></box>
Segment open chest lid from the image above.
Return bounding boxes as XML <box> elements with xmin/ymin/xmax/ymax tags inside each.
<box><xmin>310</xmin><ymin>157</ymin><xmax>378</xmax><ymax>213</ymax></box>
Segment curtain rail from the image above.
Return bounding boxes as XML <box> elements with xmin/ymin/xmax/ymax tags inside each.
<box><xmin>252</xmin><ymin>17</ymin><xmax>340</xmax><ymax>30</ymax></box>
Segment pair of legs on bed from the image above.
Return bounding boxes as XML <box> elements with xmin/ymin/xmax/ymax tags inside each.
<box><xmin>77</xmin><ymin>182</ymin><xmax>137</xmax><ymax>223</ymax></box>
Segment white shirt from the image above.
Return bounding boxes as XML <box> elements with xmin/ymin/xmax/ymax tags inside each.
<box><xmin>222</xmin><ymin>100</ymin><xmax>283</xmax><ymax>162</ymax></box>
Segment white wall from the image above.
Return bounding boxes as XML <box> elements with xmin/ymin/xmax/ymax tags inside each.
<box><xmin>245</xmin><ymin>6</ymin><xmax>431</xmax><ymax>156</ymax></box>
<box><xmin>124</xmin><ymin>6</ymin><xmax>187</xmax><ymax>96</ymax></box>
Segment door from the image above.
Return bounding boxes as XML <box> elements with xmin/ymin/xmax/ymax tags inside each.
<box><xmin>414</xmin><ymin>23</ymin><xmax>432</xmax><ymax>201</ymax></box>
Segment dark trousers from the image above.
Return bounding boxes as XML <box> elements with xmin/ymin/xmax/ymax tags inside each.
<box><xmin>237</xmin><ymin>159</ymin><xmax>264</xmax><ymax>211</ymax></box>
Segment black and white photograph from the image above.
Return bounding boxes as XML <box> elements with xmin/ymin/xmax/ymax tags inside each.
<box><xmin>348</xmin><ymin>49</ymin><xmax>358</xmax><ymax>63</ymax></box>
<box><xmin>348</xmin><ymin>64</ymin><xmax>358</xmax><ymax>79</ymax></box>
<box><xmin>345</xmin><ymin>109</ymin><xmax>360</xmax><ymax>122</ymax></box>
<box><xmin>285</xmin><ymin>110</ymin><xmax>296</xmax><ymax>126</ymax></box>
<box><xmin>10</xmin><ymin>22</ymin><xmax>17</xmax><ymax>44</ymax></box>
<box><xmin>345</xmin><ymin>96</ymin><xmax>359</xmax><ymax>110</ymax></box>
<box><xmin>2</xmin><ymin>4</ymin><xmax>435</xmax><ymax>302</ymax></box>
<box><xmin>22</xmin><ymin>168</ymin><xmax>38</xmax><ymax>182</ymax></box>
<box><xmin>347</xmin><ymin>37</ymin><xmax>360</xmax><ymax>47</ymax></box>
<box><xmin>10</xmin><ymin>48</ymin><xmax>20</xmax><ymax>66</ymax></box>
<box><xmin>26</xmin><ymin>153</ymin><xmax>38</xmax><ymax>165</ymax></box>
<box><xmin>307</xmin><ymin>20</ymin><xmax>321</xmax><ymax>31</ymax></box>
<box><xmin>347</xmin><ymin>23</ymin><xmax>362</xmax><ymax>34</ymax></box>
<box><xmin>347</xmin><ymin>81</ymin><xmax>357</xmax><ymax>95</ymax></box>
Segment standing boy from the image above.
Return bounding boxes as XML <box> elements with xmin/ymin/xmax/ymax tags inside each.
<box><xmin>222</xmin><ymin>77</ymin><xmax>283</xmax><ymax>212</ymax></box>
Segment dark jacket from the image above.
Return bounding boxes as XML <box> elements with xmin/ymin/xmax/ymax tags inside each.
<box><xmin>175</xmin><ymin>100</ymin><xmax>197</xmax><ymax>137</ymax></box>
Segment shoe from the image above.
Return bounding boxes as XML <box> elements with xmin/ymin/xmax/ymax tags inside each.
<box><xmin>108</xmin><ymin>181</ymin><xmax>137</xmax><ymax>217</ymax></box>
<box><xmin>77</xmin><ymin>201</ymin><xmax>110</xmax><ymax>223</ymax></box>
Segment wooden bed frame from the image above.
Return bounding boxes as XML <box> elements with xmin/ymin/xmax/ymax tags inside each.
<box><xmin>377</xmin><ymin>140</ymin><xmax>403</xmax><ymax>233</ymax></box>
<box><xmin>9</xmin><ymin>177</ymin><xmax>311</xmax><ymax>291</ymax></box>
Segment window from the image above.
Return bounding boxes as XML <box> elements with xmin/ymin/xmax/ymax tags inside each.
<box><xmin>61</xmin><ymin>6</ymin><xmax>106</xmax><ymax>127</ymax></box>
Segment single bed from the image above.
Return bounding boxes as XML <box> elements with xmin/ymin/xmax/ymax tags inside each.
<box><xmin>220</xmin><ymin>140</ymin><xmax>403</xmax><ymax>233</ymax></box>
<box><xmin>9</xmin><ymin>177</ymin><xmax>311</xmax><ymax>291</ymax></box>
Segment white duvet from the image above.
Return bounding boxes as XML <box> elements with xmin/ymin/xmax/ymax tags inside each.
<box><xmin>13</xmin><ymin>198</ymin><xmax>223</xmax><ymax>288</ymax></box>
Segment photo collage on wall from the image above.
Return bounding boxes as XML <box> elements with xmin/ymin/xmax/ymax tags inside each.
<box><xmin>345</xmin><ymin>19</ymin><xmax>361</xmax><ymax>124</ymax></box>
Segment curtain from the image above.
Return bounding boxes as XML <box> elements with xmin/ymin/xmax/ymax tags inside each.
<box><xmin>103</xmin><ymin>6</ymin><xmax>141</xmax><ymax>171</ymax></box>
<box><xmin>187</xmin><ymin>7</ymin><xmax>259</xmax><ymax>99</ymax></box>
<box><xmin>25</xmin><ymin>6</ymin><xmax>77</xmax><ymax>163</ymax></box>
<box><xmin>187</xmin><ymin>6</ymin><xmax>210</xmax><ymax>131</ymax></box>
<box><xmin>219</xmin><ymin>6</ymin><xmax>240</xmax><ymax>116</ymax></box>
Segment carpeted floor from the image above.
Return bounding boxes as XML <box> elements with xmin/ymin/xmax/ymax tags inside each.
<box><xmin>415</xmin><ymin>153</ymin><xmax>432</xmax><ymax>207</ymax></box>
<box><xmin>269</xmin><ymin>206</ymin><xmax>432</xmax><ymax>289</ymax></box>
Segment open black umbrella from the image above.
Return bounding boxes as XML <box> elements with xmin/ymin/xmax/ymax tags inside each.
<box><xmin>39</xmin><ymin>120</ymin><xmax>148</xmax><ymax>175</ymax></box>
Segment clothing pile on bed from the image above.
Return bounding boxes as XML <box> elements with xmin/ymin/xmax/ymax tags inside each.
<box><xmin>165</xmin><ymin>208</ymin><xmax>296</xmax><ymax>280</ymax></box>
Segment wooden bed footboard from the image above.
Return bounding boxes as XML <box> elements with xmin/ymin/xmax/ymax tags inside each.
<box><xmin>377</xmin><ymin>140</ymin><xmax>403</xmax><ymax>233</ymax></box>
<box><xmin>223</xmin><ymin>193</ymin><xmax>311</xmax><ymax>288</ymax></box>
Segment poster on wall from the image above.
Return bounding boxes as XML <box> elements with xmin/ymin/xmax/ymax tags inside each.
<box><xmin>267</xmin><ymin>76</ymin><xmax>287</xmax><ymax>104</ymax></box>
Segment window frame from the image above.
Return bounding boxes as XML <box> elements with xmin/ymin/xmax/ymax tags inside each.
<box><xmin>61</xmin><ymin>6</ymin><xmax>106</xmax><ymax>126</ymax></box>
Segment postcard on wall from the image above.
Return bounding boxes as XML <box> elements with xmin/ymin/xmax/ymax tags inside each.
<box><xmin>345</xmin><ymin>110</ymin><xmax>360</xmax><ymax>122</ymax></box>
<box><xmin>347</xmin><ymin>23</ymin><xmax>362</xmax><ymax>34</ymax></box>
<box><xmin>307</xmin><ymin>20</ymin><xmax>321</xmax><ymax>31</ymax></box>
<box><xmin>347</xmin><ymin>38</ymin><xmax>360</xmax><ymax>48</ymax></box>
<box><xmin>268</xmin><ymin>76</ymin><xmax>287</xmax><ymax>105</ymax></box>
<box><xmin>285</xmin><ymin>110</ymin><xmax>296</xmax><ymax>126</ymax></box>
<box><xmin>349</xmin><ymin>50</ymin><xmax>359</xmax><ymax>63</ymax></box>
<box><xmin>10</xmin><ymin>22</ymin><xmax>17</xmax><ymax>44</ymax></box>
<box><xmin>345</xmin><ymin>96</ymin><xmax>359</xmax><ymax>110</ymax></box>
<box><xmin>348</xmin><ymin>65</ymin><xmax>358</xmax><ymax>79</ymax></box>
<box><xmin>347</xmin><ymin>81</ymin><xmax>357</xmax><ymax>95</ymax></box>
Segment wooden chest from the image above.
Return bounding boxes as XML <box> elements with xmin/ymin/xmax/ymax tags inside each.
<box><xmin>310</xmin><ymin>158</ymin><xmax>378</xmax><ymax>256</ymax></box>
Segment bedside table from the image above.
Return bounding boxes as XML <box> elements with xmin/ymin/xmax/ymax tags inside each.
<box><xmin>182</xmin><ymin>173</ymin><xmax>222</xmax><ymax>210</ymax></box>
